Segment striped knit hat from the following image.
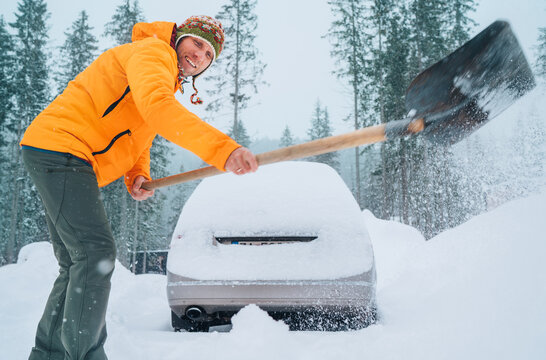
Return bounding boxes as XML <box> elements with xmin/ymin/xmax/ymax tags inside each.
<box><xmin>176</xmin><ymin>15</ymin><xmax>225</xmax><ymax>63</ymax></box>
<box><xmin>175</xmin><ymin>15</ymin><xmax>225</xmax><ymax>104</ymax></box>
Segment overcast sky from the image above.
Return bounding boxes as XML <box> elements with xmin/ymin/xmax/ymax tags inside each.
<box><xmin>0</xmin><ymin>0</ymin><xmax>544</xmax><ymax>139</ymax></box>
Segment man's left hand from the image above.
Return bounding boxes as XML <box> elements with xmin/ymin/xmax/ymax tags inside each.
<box><xmin>225</xmin><ymin>147</ymin><xmax>259</xmax><ymax>175</ymax></box>
<box><xmin>131</xmin><ymin>175</ymin><xmax>155</xmax><ymax>201</ymax></box>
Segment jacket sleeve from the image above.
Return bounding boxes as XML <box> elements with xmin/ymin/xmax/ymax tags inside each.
<box><xmin>124</xmin><ymin>143</ymin><xmax>152</xmax><ymax>193</ymax></box>
<box><xmin>125</xmin><ymin>40</ymin><xmax>240</xmax><ymax>171</ymax></box>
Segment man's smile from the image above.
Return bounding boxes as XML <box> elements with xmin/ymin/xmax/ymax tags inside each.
<box><xmin>185</xmin><ymin>56</ymin><xmax>197</xmax><ymax>68</ymax></box>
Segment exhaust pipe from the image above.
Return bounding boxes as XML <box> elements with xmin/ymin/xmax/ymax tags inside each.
<box><xmin>185</xmin><ymin>306</ymin><xmax>205</xmax><ymax>321</ymax></box>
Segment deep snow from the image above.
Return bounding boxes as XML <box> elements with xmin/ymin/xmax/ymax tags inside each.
<box><xmin>1</xmin><ymin>191</ymin><xmax>545</xmax><ymax>359</ymax></box>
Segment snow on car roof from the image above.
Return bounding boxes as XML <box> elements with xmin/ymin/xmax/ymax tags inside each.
<box><xmin>168</xmin><ymin>161</ymin><xmax>374</xmax><ymax>280</ymax></box>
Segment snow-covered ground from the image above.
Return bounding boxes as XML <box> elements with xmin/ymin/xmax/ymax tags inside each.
<box><xmin>1</xmin><ymin>191</ymin><xmax>545</xmax><ymax>359</ymax></box>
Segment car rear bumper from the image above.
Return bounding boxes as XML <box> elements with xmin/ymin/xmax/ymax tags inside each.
<box><xmin>167</xmin><ymin>272</ymin><xmax>376</xmax><ymax>316</ymax></box>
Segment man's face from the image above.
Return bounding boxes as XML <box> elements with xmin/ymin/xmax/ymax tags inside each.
<box><xmin>176</xmin><ymin>36</ymin><xmax>214</xmax><ymax>77</ymax></box>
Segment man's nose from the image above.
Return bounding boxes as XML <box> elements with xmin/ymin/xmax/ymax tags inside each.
<box><xmin>192</xmin><ymin>48</ymin><xmax>206</xmax><ymax>62</ymax></box>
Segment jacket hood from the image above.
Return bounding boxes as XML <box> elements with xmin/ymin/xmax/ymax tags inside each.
<box><xmin>131</xmin><ymin>21</ymin><xmax>176</xmax><ymax>45</ymax></box>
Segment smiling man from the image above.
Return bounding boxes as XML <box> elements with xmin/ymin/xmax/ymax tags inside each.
<box><xmin>20</xmin><ymin>15</ymin><xmax>257</xmax><ymax>360</ymax></box>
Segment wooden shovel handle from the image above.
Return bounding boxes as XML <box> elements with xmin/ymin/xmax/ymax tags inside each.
<box><xmin>141</xmin><ymin>118</ymin><xmax>424</xmax><ymax>190</ymax></box>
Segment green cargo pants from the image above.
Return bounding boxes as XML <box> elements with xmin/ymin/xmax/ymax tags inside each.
<box><xmin>23</xmin><ymin>148</ymin><xmax>116</xmax><ymax>360</ymax></box>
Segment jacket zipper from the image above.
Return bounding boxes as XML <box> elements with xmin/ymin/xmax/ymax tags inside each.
<box><xmin>93</xmin><ymin>85</ymin><xmax>133</xmax><ymax>156</ymax></box>
<box><xmin>92</xmin><ymin>129</ymin><xmax>132</xmax><ymax>156</ymax></box>
<box><xmin>102</xmin><ymin>85</ymin><xmax>131</xmax><ymax>118</ymax></box>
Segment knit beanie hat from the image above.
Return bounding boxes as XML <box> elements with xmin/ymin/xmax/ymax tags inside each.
<box><xmin>176</xmin><ymin>15</ymin><xmax>225</xmax><ymax>62</ymax></box>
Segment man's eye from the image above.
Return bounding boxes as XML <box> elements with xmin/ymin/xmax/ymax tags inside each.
<box><xmin>206</xmin><ymin>52</ymin><xmax>212</xmax><ymax>59</ymax></box>
<box><xmin>193</xmin><ymin>40</ymin><xmax>201</xmax><ymax>47</ymax></box>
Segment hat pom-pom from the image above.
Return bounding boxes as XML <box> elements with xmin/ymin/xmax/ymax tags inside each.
<box><xmin>190</xmin><ymin>92</ymin><xmax>203</xmax><ymax>105</ymax></box>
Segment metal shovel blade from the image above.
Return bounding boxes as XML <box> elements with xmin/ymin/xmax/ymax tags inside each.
<box><xmin>405</xmin><ymin>20</ymin><xmax>536</xmax><ymax>145</ymax></box>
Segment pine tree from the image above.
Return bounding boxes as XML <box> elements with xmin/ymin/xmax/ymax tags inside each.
<box><xmin>367</xmin><ymin>0</ymin><xmax>398</xmax><ymax>219</ymax></box>
<box><xmin>382</xmin><ymin>10</ymin><xmax>411</xmax><ymax>221</ymax></box>
<box><xmin>307</xmin><ymin>100</ymin><xmax>339</xmax><ymax>170</ymax></box>
<box><xmin>0</xmin><ymin>16</ymin><xmax>16</xmax><ymax>265</ymax></box>
<box><xmin>55</xmin><ymin>10</ymin><xmax>98</xmax><ymax>94</ymax></box>
<box><xmin>408</xmin><ymin>0</ymin><xmax>448</xmax><ymax>74</ymax></box>
<box><xmin>308</xmin><ymin>101</ymin><xmax>325</xmax><ymax>142</ymax></box>
<box><xmin>279</xmin><ymin>125</ymin><xmax>295</xmax><ymax>147</ymax></box>
<box><xmin>368</xmin><ymin>0</ymin><xmax>394</xmax><ymax>123</ymax></box>
<box><xmin>536</xmin><ymin>27</ymin><xmax>546</xmax><ymax>80</ymax></box>
<box><xmin>7</xmin><ymin>0</ymin><xmax>51</xmax><ymax>263</ymax></box>
<box><xmin>326</xmin><ymin>0</ymin><xmax>371</xmax><ymax>205</ymax></box>
<box><xmin>0</xmin><ymin>17</ymin><xmax>15</xmax><ymax>141</ymax></box>
<box><xmin>382</xmin><ymin>12</ymin><xmax>410</xmax><ymax>123</ymax></box>
<box><xmin>353</xmin><ymin>0</ymin><xmax>477</xmax><ymax>235</ymax></box>
<box><xmin>205</xmin><ymin>0</ymin><xmax>267</xmax><ymax>145</ymax></box>
<box><xmin>445</xmin><ymin>0</ymin><xmax>476</xmax><ymax>49</ymax></box>
<box><xmin>228</xmin><ymin>119</ymin><xmax>251</xmax><ymax>148</ymax></box>
<box><xmin>103</xmin><ymin>0</ymin><xmax>145</xmax><ymax>46</ymax></box>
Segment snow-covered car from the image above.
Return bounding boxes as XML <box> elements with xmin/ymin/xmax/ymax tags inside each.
<box><xmin>167</xmin><ymin>161</ymin><xmax>377</xmax><ymax>331</ymax></box>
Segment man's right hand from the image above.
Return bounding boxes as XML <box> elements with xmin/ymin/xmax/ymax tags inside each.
<box><xmin>224</xmin><ymin>147</ymin><xmax>258</xmax><ymax>175</ymax></box>
<box><xmin>130</xmin><ymin>175</ymin><xmax>155</xmax><ymax>201</ymax></box>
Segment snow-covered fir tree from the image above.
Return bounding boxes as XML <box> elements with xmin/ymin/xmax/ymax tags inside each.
<box><xmin>368</xmin><ymin>0</ymin><xmax>395</xmax><ymax>124</ymax></box>
<box><xmin>0</xmin><ymin>16</ymin><xmax>16</xmax><ymax>265</ymax></box>
<box><xmin>326</xmin><ymin>0</ymin><xmax>371</xmax><ymax>206</ymax></box>
<box><xmin>367</xmin><ymin>1</ymin><xmax>406</xmax><ymax>219</ymax></box>
<box><xmin>408</xmin><ymin>0</ymin><xmax>448</xmax><ymax>73</ymax></box>
<box><xmin>5</xmin><ymin>0</ymin><xmax>51</xmax><ymax>263</ymax></box>
<box><xmin>206</xmin><ymin>0</ymin><xmax>266</xmax><ymax>145</ymax></box>
<box><xmin>380</xmin><ymin>10</ymin><xmax>412</xmax><ymax>221</ymax></box>
<box><xmin>342</xmin><ymin>0</ymin><xmax>477</xmax><ymax>237</ymax></box>
<box><xmin>0</xmin><ymin>17</ymin><xmax>15</xmax><ymax>141</ymax></box>
<box><xmin>103</xmin><ymin>0</ymin><xmax>145</xmax><ymax>46</ymax></box>
<box><xmin>280</xmin><ymin>125</ymin><xmax>295</xmax><ymax>147</ymax></box>
<box><xmin>307</xmin><ymin>100</ymin><xmax>339</xmax><ymax>171</ymax></box>
<box><xmin>228</xmin><ymin>119</ymin><xmax>251</xmax><ymax>148</ymax></box>
<box><xmin>55</xmin><ymin>10</ymin><xmax>98</xmax><ymax>95</ymax></box>
<box><xmin>445</xmin><ymin>0</ymin><xmax>477</xmax><ymax>49</ymax></box>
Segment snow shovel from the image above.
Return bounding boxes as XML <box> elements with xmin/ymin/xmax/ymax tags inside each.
<box><xmin>142</xmin><ymin>20</ymin><xmax>535</xmax><ymax>191</ymax></box>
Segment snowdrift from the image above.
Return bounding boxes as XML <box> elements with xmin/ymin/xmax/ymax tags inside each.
<box><xmin>1</xmin><ymin>192</ymin><xmax>545</xmax><ymax>360</ymax></box>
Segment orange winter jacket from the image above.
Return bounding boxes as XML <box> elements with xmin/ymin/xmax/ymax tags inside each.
<box><xmin>21</xmin><ymin>21</ymin><xmax>240</xmax><ymax>191</ymax></box>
